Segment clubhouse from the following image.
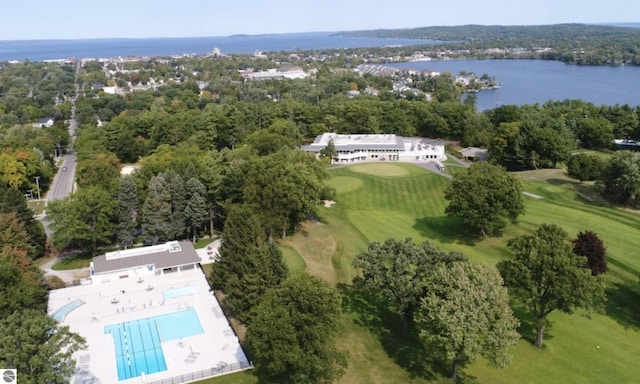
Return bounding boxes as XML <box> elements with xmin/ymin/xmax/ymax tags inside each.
<box><xmin>303</xmin><ymin>133</ymin><xmax>447</xmax><ymax>164</ymax></box>
<box><xmin>90</xmin><ymin>241</ymin><xmax>201</xmax><ymax>284</ymax></box>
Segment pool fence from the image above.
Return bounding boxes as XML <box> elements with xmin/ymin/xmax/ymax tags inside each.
<box><xmin>144</xmin><ymin>361</ymin><xmax>253</xmax><ymax>384</ymax></box>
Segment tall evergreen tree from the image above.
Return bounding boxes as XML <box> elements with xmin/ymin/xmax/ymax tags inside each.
<box><xmin>184</xmin><ymin>177</ymin><xmax>208</xmax><ymax>243</ymax></box>
<box><xmin>210</xmin><ymin>204</ymin><xmax>288</xmax><ymax>322</ymax></box>
<box><xmin>117</xmin><ymin>176</ymin><xmax>139</xmax><ymax>248</ymax></box>
<box><xmin>0</xmin><ymin>185</ymin><xmax>46</xmax><ymax>259</ymax></box>
<box><xmin>163</xmin><ymin>170</ymin><xmax>187</xmax><ymax>239</ymax></box>
<box><xmin>141</xmin><ymin>175</ymin><xmax>172</xmax><ymax>243</ymax></box>
<box><xmin>0</xmin><ymin>246</ymin><xmax>47</xmax><ymax>317</ymax></box>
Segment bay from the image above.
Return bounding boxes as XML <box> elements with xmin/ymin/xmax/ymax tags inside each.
<box><xmin>0</xmin><ymin>32</ymin><xmax>431</xmax><ymax>62</ymax></box>
<box><xmin>389</xmin><ymin>59</ymin><xmax>640</xmax><ymax>110</ymax></box>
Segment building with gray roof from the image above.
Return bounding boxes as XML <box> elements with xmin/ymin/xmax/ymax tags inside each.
<box><xmin>90</xmin><ymin>241</ymin><xmax>201</xmax><ymax>284</ymax></box>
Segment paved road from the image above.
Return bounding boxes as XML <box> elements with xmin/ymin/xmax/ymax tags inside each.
<box><xmin>47</xmin><ymin>151</ymin><xmax>77</xmax><ymax>202</ymax></box>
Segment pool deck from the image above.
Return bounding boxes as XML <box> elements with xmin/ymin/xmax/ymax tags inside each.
<box><xmin>48</xmin><ymin>267</ymin><xmax>250</xmax><ymax>384</ymax></box>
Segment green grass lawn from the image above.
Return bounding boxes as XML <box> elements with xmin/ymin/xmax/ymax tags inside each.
<box><xmin>51</xmin><ymin>252</ymin><xmax>93</xmax><ymax>270</ymax></box>
<box><xmin>27</xmin><ymin>199</ymin><xmax>46</xmax><ymax>215</ymax></box>
<box><xmin>264</xmin><ymin>162</ymin><xmax>640</xmax><ymax>384</ymax></box>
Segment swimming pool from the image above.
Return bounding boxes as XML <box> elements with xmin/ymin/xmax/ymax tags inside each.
<box><xmin>104</xmin><ymin>307</ymin><xmax>204</xmax><ymax>381</ymax></box>
<box><xmin>162</xmin><ymin>285</ymin><xmax>200</xmax><ymax>300</ymax></box>
<box><xmin>52</xmin><ymin>299</ymin><xmax>85</xmax><ymax>321</ymax></box>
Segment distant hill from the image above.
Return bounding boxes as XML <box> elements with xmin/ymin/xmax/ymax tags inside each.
<box><xmin>332</xmin><ymin>23</ymin><xmax>640</xmax><ymax>43</ymax></box>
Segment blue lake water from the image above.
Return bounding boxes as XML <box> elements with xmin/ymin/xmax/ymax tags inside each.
<box><xmin>389</xmin><ymin>60</ymin><xmax>640</xmax><ymax>110</ymax></box>
<box><xmin>0</xmin><ymin>32</ymin><xmax>432</xmax><ymax>61</ymax></box>
<box><xmin>2</xmin><ymin>30</ymin><xmax>640</xmax><ymax>109</ymax></box>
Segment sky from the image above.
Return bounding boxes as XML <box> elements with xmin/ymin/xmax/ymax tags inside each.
<box><xmin>1</xmin><ymin>0</ymin><xmax>637</xmax><ymax>40</ymax></box>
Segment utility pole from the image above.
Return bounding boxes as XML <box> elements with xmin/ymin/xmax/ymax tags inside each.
<box><xmin>34</xmin><ymin>176</ymin><xmax>41</xmax><ymax>200</ymax></box>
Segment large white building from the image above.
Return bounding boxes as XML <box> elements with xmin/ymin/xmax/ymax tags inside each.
<box><xmin>303</xmin><ymin>133</ymin><xmax>446</xmax><ymax>164</ymax></box>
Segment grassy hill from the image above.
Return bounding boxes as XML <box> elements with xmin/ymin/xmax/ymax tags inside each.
<box><xmin>205</xmin><ymin>163</ymin><xmax>640</xmax><ymax>383</ymax></box>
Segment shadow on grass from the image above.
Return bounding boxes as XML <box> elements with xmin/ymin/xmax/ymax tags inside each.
<box><xmin>413</xmin><ymin>216</ymin><xmax>482</xmax><ymax>246</ymax></box>
<box><xmin>545</xmin><ymin>178</ymin><xmax>578</xmax><ymax>186</ymax></box>
<box><xmin>605</xmin><ymin>281</ymin><xmax>640</xmax><ymax>330</ymax></box>
<box><xmin>339</xmin><ymin>282</ymin><xmax>451</xmax><ymax>381</ymax></box>
<box><xmin>51</xmin><ymin>251</ymin><xmax>93</xmax><ymax>270</ymax></box>
<box><xmin>509</xmin><ymin>301</ymin><xmax>553</xmax><ymax>347</ymax></box>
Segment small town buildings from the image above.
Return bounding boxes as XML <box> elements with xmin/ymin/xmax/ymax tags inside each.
<box><xmin>34</xmin><ymin>117</ymin><xmax>54</xmax><ymax>128</ymax></box>
<box><xmin>460</xmin><ymin>147</ymin><xmax>489</xmax><ymax>162</ymax></box>
<box><xmin>240</xmin><ymin>66</ymin><xmax>309</xmax><ymax>80</ymax></box>
<box><xmin>303</xmin><ymin>133</ymin><xmax>446</xmax><ymax>164</ymax></box>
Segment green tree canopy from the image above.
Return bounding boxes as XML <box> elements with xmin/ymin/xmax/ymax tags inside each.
<box><xmin>598</xmin><ymin>150</ymin><xmax>640</xmax><ymax>208</ymax></box>
<box><xmin>0</xmin><ymin>246</ymin><xmax>47</xmax><ymax>317</ymax></box>
<box><xmin>47</xmin><ymin>187</ymin><xmax>118</xmax><ymax>254</ymax></box>
<box><xmin>416</xmin><ymin>261</ymin><xmax>520</xmax><ymax>382</ymax></box>
<box><xmin>75</xmin><ymin>152</ymin><xmax>121</xmax><ymax>191</ymax></box>
<box><xmin>444</xmin><ymin>162</ymin><xmax>525</xmax><ymax>236</ymax></box>
<box><xmin>567</xmin><ymin>153</ymin><xmax>604</xmax><ymax>183</ymax></box>
<box><xmin>352</xmin><ymin>237</ymin><xmax>467</xmax><ymax>323</ymax></box>
<box><xmin>497</xmin><ymin>224</ymin><xmax>606</xmax><ymax>347</ymax></box>
<box><xmin>141</xmin><ymin>174</ymin><xmax>173</xmax><ymax>243</ymax></box>
<box><xmin>242</xmin><ymin>148</ymin><xmax>334</xmax><ymax>240</ymax></box>
<box><xmin>246</xmin><ymin>275</ymin><xmax>347</xmax><ymax>384</ymax></box>
<box><xmin>0</xmin><ymin>185</ymin><xmax>46</xmax><ymax>259</ymax></box>
<box><xmin>117</xmin><ymin>175</ymin><xmax>139</xmax><ymax>248</ymax></box>
<box><xmin>209</xmin><ymin>204</ymin><xmax>288</xmax><ymax>322</ymax></box>
<box><xmin>0</xmin><ymin>309</ymin><xmax>86</xmax><ymax>384</ymax></box>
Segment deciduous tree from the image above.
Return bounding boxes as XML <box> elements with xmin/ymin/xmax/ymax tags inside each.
<box><xmin>445</xmin><ymin>162</ymin><xmax>524</xmax><ymax>236</ymax></box>
<box><xmin>573</xmin><ymin>230</ymin><xmax>607</xmax><ymax>275</ymax></box>
<box><xmin>598</xmin><ymin>150</ymin><xmax>640</xmax><ymax>208</ymax></box>
<box><xmin>352</xmin><ymin>237</ymin><xmax>467</xmax><ymax>324</ymax></box>
<box><xmin>497</xmin><ymin>224</ymin><xmax>605</xmax><ymax>348</ymax></box>
<box><xmin>47</xmin><ymin>187</ymin><xmax>118</xmax><ymax>254</ymax></box>
<box><xmin>0</xmin><ymin>309</ymin><xmax>86</xmax><ymax>384</ymax></box>
<box><xmin>567</xmin><ymin>153</ymin><xmax>604</xmax><ymax>183</ymax></box>
<box><xmin>246</xmin><ymin>275</ymin><xmax>347</xmax><ymax>384</ymax></box>
<box><xmin>243</xmin><ymin>148</ymin><xmax>333</xmax><ymax>240</ymax></box>
<box><xmin>416</xmin><ymin>261</ymin><xmax>519</xmax><ymax>382</ymax></box>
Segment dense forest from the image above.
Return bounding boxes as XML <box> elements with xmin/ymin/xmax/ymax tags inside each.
<box><xmin>335</xmin><ymin>24</ymin><xmax>640</xmax><ymax>65</ymax></box>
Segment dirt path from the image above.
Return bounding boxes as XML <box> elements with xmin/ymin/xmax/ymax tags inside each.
<box><xmin>40</xmin><ymin>255</ymin><xmax>90</xmax><ymax>284</ymax></box>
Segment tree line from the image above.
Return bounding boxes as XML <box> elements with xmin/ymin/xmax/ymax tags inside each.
<box><xmin>335</xmin><ymin>24</ymin><xmax>640</xmax><ymax>66</ymax></box>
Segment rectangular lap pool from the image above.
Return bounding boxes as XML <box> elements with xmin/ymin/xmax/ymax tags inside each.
<box><xmin>104</xmin><ymin>307</ymin><xmax>204</xmax><ymax>381</ymax></box>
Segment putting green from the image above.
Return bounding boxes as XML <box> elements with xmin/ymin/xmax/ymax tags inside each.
<box><xmin>349</xmin><ymin>163</ymin><xmax>410</xmax><ymax>177</ymax></box>
<box><xmin>328</xmin><ymin>176</ymin><xmax>365</xmax><ymax>194</ymax></box>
